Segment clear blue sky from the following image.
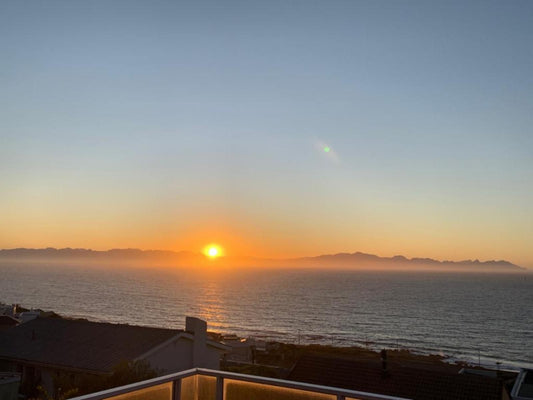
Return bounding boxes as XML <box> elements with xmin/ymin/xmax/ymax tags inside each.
<box><xmin>1</xmin><ymin>1</ymin><xmax>532</xmax><ymax>267</ymax></box>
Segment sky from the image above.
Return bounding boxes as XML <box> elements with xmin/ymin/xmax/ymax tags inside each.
<box><xmin>1</xmin><ymin>1</ymin><xmax>532</xmax><ymax>267</ymax></box>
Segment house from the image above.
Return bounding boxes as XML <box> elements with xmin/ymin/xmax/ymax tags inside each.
<box><xmin>511</xmin><ymin>369</ymin><xmax>533</xmax><ymax>400</ymax></box>
<box><xmin>222</xmin><ymin>335</ymin><xmax>255</xmax><ymax>363</ymax></box>
<box><xmin>0</xmin><ymin>316</ymin><xmax>228</xmax><ymax>397</ymax></box>
<box><xmin>0</xmin><ymin>316</ymin><xmax>19</xmax><ymax>332</ymax></box>
<box><xmin>287</xmin><ymin>353</ymin><xmax>512</xmax><ymax>400</ymax></box>
<box><xmin>0</xmin><ymin>372</ymin><xmax>20</xmax><ymax>400</ymax></box>
<box><xmin>0</xmin><ymin>304</ymin><xmax>16</xmax><ymax>317</ymax></box>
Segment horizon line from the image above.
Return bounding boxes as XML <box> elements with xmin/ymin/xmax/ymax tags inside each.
<box><xmin>0</xmin><ymin>246</ymin><xmax>523</xmax><ymax>267</ymax></box>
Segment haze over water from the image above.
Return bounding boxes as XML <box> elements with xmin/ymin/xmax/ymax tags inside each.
<box><xmin>1</xmin><ymin>263</ymin><xmax>531</xmax><ymax>370</ymax></box>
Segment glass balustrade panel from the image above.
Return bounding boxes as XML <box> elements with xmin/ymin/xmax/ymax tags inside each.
<box><xmin>180</xmin><ymin>375</ymin><xmax>196</xmax><ymax>400</ymax></box>
<box><xmin>197</xmin><ymin>375</ymin><xmax>217</xmax><ymax>400</ymax></box>
<box><xmin>105</xmin><ymin>382</ymin><xmax>172</xmax><ymax>400</ymax></box>
<box><xmin>224</xmin><ymin>379</ymin><xmax>336</xmax><ymax>400</ymax></box>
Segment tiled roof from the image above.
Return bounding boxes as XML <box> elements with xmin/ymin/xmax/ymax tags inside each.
<box><xmin>0</xmin><ymin>317</ymin><xmax>180</xmax><ymax>373</ymax></box>
<box><xmin>288</xmin><ymin>354</ymin><xmax>503</xmax><ymax>400</ymax></box>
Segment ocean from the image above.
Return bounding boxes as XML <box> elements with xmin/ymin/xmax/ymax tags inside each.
<box><xmin>0</xmin><ymin>263</ymin><xmax>531</xmax><ymax>370</ymax></box>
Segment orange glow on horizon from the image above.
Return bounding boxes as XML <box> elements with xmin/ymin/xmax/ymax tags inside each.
<box><xmin>3</xmin><ymin>214</ymin><xmax>531</xmax><ymax>268</ymax></box>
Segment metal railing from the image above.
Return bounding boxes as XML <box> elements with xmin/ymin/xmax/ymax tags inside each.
<box><xmin>70</xmin><ymin>368</ymin><xmax>410</xmax><ymax>400</ymax></box>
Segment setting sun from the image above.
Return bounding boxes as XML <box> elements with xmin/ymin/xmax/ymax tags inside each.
<box><xmin>204</xmin><ymin>244</ymin><xmax>223</xmax><ymax>259</ymax></box>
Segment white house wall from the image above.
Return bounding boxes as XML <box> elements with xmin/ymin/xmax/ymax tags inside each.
<box><xmin>143</xmin><ymin>338</ymin><xmax>221</xmax><ymax>373</ymax></box>
<box><xmin>143</xmin><ymin>338</ymin><xmax>193</xmax><ymax>374</ymax></box>
<box><xmin>202</xmin><ymin>346</ymin><xmax>224</xmax><ymax>370</ymax></box>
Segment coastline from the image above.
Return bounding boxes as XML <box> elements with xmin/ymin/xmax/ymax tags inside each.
<box><xmin>4</xmin><ymin>304</ymin><xmax>520</xmax><ymax>375</ymax></box>
<box><xmin>2</xmin><ymin>265</ymin><xmax>531</xmax><ymax>371</ymax></box>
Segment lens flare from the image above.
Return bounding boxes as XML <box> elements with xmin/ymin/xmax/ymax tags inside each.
<box><xmin>314</xmin><ymin>139</ymin><xmax>340</xmax><ymax>163</ymax></box>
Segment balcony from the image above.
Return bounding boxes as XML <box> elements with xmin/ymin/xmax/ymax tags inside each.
<box><xmin>70</xmin><ymin>368</ymin><xmax>410</xmax><ymax>400</ymax></box>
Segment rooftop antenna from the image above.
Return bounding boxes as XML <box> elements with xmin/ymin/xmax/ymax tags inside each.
<box><xmin>381</xmin><ymin>349</ymin><xmax>389</xmax><ymax>377</ymax></box>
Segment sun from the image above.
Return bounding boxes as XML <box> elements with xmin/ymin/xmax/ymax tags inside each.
<box><xmin>203</xmin><ymin>244</ymin><xmax>223</xmax><ymax>259</ymax></box>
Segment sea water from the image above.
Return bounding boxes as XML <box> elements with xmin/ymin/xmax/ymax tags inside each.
<box><xmin>0</xmin><ymin>263</ymin><xmax>531</xmax><ymax>369</ymax></box>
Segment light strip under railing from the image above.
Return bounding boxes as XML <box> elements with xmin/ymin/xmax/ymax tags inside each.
<box><xmin>70</xmin><ymin>368</ymin><xmax>411</xmax><ymax>400</ymax></box>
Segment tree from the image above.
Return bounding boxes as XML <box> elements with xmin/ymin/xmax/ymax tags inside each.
<box><xmin>35</xmin><ymin>360</ymin><xmax>159</xmax><ymax>399</ymax></box>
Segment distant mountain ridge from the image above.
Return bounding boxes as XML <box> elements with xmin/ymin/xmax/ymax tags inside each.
<box><xmin>290</xmin><ymin>251</ymin><xmax>524</xmax><ymax>270</ymax></box>
<box><xmin>0</xmin><ymin>247</ymin><xmax>525</xmax><ymax>271</ymax></box>
<box><xmin>0</xmin><ymin>247</ymin><xmax>196</xmax><ymax>258</ymax></box>
<box><xmin>0</xmin><ymin>247</ymin><xmax>202</xmax><ymax>264</ymax></box>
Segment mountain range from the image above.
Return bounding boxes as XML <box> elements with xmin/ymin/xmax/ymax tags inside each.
<box><xmin>0</xmin><ymin>248</ymin><xmax>525</xmax><ymax>271</ymax></box>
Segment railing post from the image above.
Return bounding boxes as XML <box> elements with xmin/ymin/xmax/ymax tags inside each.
<box><xmin>336</xmin><ymin>395</ymin><xmax>345</xmax><ymax>400</ymax></box>
<box><xmin>216</xmin><ymin>376</ymin><xmax>224</xmax><ymax>400</ymax></box>
<box><xmin>173</xmin><ymin>379</ymin><xmax>181</xmax><ymax>400</ymax></box>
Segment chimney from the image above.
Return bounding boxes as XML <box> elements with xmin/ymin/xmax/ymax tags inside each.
<box><xmin>186</xmin><ymin>317</ymin><xmax>208</xmax><ymax>367</ymax></box>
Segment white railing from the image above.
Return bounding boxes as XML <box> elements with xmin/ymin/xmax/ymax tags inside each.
<box><xmin>70</xmin><ymin>368</ymin><xmax>411</xmax><ymax>400</ymax></box>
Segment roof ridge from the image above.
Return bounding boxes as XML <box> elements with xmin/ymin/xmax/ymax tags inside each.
<box><xmin>30</xmin><ymin>316</ymin><xmax>183</xmax><ymax>332</ymax></box>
